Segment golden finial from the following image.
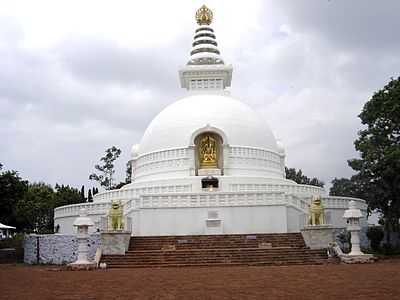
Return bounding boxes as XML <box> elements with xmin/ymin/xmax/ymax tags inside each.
<box><xmin>196</xmin><ymin>5</ymin><xmax>213</xmax><ymax>26</ymax></box>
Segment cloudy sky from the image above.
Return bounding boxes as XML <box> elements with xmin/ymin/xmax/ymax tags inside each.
<box><xmin>1</xmin><ymin>0</ymin><xmax>399</xmax><ymax>192</ymax></box>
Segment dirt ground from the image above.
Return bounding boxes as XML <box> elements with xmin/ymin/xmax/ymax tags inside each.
<box><xmin>0</xmin><ymin>260</ymin><xmax>399</xmax><ymax>300</ymax></box>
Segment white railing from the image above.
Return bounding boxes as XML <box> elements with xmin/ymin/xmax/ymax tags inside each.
<box><xmin>123</xmin><ymin>198</ymin><xmax>141</xmax><ymax>215</ymax></box>
<box><xmin>93</xmin><ymin>184</ymin><xmax>193</xmax><ymax>202</ymax></box>
<box><xmin>129</xmin><ymin>191</ymin><xmax>310</xmax><ymax>213</ymax></box>
<box><xmin>54</xmin><ymin>202</ymin><xmax>111</xmax><ymax>219</ymax></box>
<box><xmin>98</xmin><ymin>216</ymin><xmax>133</xmax><ymax>232</ymax></box>
<box><xmin>323</xmin><ymin>196</ymin><xmax>367</xmax><ymax>210</ymax></box>
<box><xmin>230</xmin><ymin>183</ymin><xmax>323</xmax><ymax>195</ymax></box>
<box><xmin>93</xmin><ymin>189</ymin><xmax>134</xmax><ymax>202</ymax></box>
<box><xmin>56</xmin><ymin>193</ymin><xmax>367</xmax><ymax>221</ymax></box>
<box><xmin>93</xmin><ymin>181</ymin><xmax>325</xmax><ymax>203</ymax></box>
<box><xmin>139</xmin><ymin>191</ymin><xmax>284</xmax><ymax>208</ymax></box>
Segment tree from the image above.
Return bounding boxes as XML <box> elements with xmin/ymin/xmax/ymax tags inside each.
<box><xmin>348</xmin><ymin>77</ymin><xmax>400</xmax><ymax>244</ymax></box>
<box><xmin>0</xmin><ymin>163</ymin><xmax>87</xmax><ymax>233</ymax></box>
<box><xmin>80</xmin><ymin>185</ymin><xmax>86</xmax><ymax>202</ymax></box>
<box><xmin>114</xmin><ymin>161</ymin><xmax>133</xmax><ymax>189</ymax></box>
<box><xmin>16</xmin><ymin>183</ymin><xmax>55</xmax><ymax>233</ymax></box>
<box><xmin>87</xmin><ymin>189</ymin><xmax>93</xmax><ymax>202</ymax></box>
<box><xmin>54</xmin><ymin>184</ymin><xmax>83</xmax><ymax>207</ymax></box>
<box><xmin>126</xmin><ymin>161</ymin><xmax>132</xmax><ymax>184</ymax></box>
<box><xmin>285</xmin><ymin>167</ymin><xmax>324</xmax><ymax>187</ymax></box>
<box><xmin>0</xmin><ymin>165</ymin><xmax>28</xmax><ymax>228</ymax></box>
<box><xmin>92</xmin><ymin>187</ymin><xmax>99</xmax><ymax>195</ymax></box>
<box><xmin>367</xmin><ymin>226</ymin><xmax>384</xmax><ymax>252</ymax></box>
<box><xmin>89</xmin><ymin>146</ymin><xmax>122</xmax><ymax>190</ymax></box>
<box><xmin>329</xmin><ymin>176</ymin><xmax>365</xmax><ymax>198</ymax></box>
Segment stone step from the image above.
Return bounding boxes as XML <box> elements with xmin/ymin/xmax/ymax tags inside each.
<box><xmin>130</xmin><ymin>240</ymin><xmax>306</xmax><ymax>246</ymax></box>
<box><xmin>101</xmin><ymin>233</ymin><xmax>329</xmax><ymax>268</ymax></box>
<box><xmin>102</xmin><ymin>250</ymin><xmax>327</xmax><ymax>265</ymax></box>
<box><xmin>106</xmin><ymin>254</ymin><xmax>327</xmax><ymax>261</ymax></box>
<box><xmin>119</xmin><ymin>248</ymin><xmax>325</xmax><ymax>256</ymax></box>
<box><xmin>105</xmin><ymin>250</ymin><xmax>326</xmax><ymax>257</ymax></box>
<box><xmin>103</xmin><ymin>249</ymin><xmax>326</xmax><ymax>258</ymax></box>
<box><xmin>131</xmin><ymin>239</ymin><xmax>305</xmax><ymax>244</ymax></box>
<box><xmin>130</xmin><ymin>245</ymin><xmax>306</xmax><ymax>251</ymax></box>
<box><xmin>102</xmin><ymin>255</ymin><xmax>326</xmax><ymax>263</ymax></box>
<box><xmin>103</xmin><ymin>255</ymin><xmax>326</xmax><ymax>264</ymax></box>
<box><xmin>103</xmin><ymin>259</ymin><xmax>328</xmax><ymax>269</ymax></box>
<box><xmin>130</xmin><ymin>234</ymin><xmax>305</xmax><ymax>242</ymax></box>
<box><xmin>129</xmin><ymin>233</ymin><xmax>307</xmax><ymax>251</ymax></box>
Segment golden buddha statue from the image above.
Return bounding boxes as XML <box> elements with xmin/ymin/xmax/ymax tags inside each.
<box><xmin>199</xmin><ymin>135</ymin><xmax>218</xmax><ymax>168</ymax></box>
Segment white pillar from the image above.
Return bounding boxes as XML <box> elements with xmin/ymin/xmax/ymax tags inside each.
<box><xmin>69</xmin><ymin>209</ymin><xmax>95</xmax><ymax>267</ymax></box>
<box><xmin>343</xmin><ymin>201</ymin><xmax>364</xmax><ymax>256</ymax></box>
<box><xmin>75</xmin><ymin>226</ymin><xmax>90</xmax><ymax>264</ymax></box>
<box><xmin>188</xmin><ymin>145</ymin><xmax>196</xmax><ymax>176</ymax></box>
<box><xmin>349</xmin><ymin>225</ymin><xmax>362</xmax><ymax>256</ymax></box>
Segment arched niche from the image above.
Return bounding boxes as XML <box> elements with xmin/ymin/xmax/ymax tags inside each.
<box><xmin>194</xmin><ymin>131</ymin><xmax>224</xmax><ymax>176</ymax></box>
<box><xmin>189</xmin><ymin>124</ymin><xmax>228</xmax><ymax>146</ymax></box>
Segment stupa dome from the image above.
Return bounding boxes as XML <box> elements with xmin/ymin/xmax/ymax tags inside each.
<box><xmin>139</xmin><ymin>94</ymin><xmax>278</xmax><ymax>155</ymax></box>
<box><xmin>54</xmin><ymin>5</ymin><xmax>367</xmax><ymax>241</ymax></box>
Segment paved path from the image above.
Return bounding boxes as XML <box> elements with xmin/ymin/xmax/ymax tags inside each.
<box><xmin>0</xmin><ymin>260</ymin><xmax>399</xmax><ymax>299</ymax></box>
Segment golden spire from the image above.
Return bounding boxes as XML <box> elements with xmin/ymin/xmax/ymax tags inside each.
<box><xmin>196</xmin><ymin>5</ymin><xmax>213</xmax><ymax>26</ymax></box>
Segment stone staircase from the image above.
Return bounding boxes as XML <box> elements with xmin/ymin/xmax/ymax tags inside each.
<box><xmin>101</xmin><ymin>233</ymin><xmax>329</xmax><ymax>268</ymax></box>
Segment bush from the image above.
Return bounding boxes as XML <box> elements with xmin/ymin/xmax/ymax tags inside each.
<box><xmin>0</xmin><ymin>233</ymin><xmax>24</xmax><ymax>248</ymax></box>
<box><xmin>380</xmin><ymin>243</ymin><xmax>400</xmax><ymax>255</ymax></box>
<box><xmin>366</xmin><ymin>226</ymin><xmax>384</xmax><ymax>252</ymax></box>
<box><xmin>0</xmin><ymin>234</ymin><xmax>24</xmax><ymax>262</ymax></box>
<box><xmin>336</xmin><ymin>230</ymin><xmax>351</xmax><ymax>253</ymax></box>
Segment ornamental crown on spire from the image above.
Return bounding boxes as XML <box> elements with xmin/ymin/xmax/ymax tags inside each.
<box><xmin>196</xmin><ymin>5</ymin><xmax>213</xmax><ymax>25</ymax></box>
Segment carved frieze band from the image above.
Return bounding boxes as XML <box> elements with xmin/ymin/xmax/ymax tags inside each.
<box><xmin>230</xmin><ymin>183</ymin><xmax>322</xmax><ymax>195</ymax></box>
<box><xmin>229</xmin><ymin>146</ymin><xmax>282</xmax><ymax>170</ymax></box>
<box><xmin>135</xmin><ymin>148</ymin><xmax>189</xmax><ymax>177</ymax></box>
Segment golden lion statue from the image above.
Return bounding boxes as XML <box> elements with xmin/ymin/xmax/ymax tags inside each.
<box><xmin>308</xmin><ymin>195</ymin><xmax>325</xmax><ymax>225</ymax></box>
<box><xmin>108</xmin><ymin>200</ymin><xmax>124</xmax><ymax>231</ymax></box>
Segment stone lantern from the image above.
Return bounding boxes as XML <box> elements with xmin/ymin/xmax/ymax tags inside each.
<box><xmin>343</xmin><ymin>200</ymin><xmax>364</xmax><ymax>256</ymax></box>
<box><xmin>68</xmin><ymin>208</ymin><xmax>95</xmax><ymax>269</ymax></box>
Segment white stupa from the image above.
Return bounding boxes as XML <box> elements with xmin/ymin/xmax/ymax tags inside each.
<box><xmin>55</xmin><ymin>5</ymin><xmax>367</xmax><ymax>236</ymax></box>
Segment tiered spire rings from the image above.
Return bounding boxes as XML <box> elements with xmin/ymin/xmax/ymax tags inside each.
<box><xmin>189</xmin><ymin>5</ymin><xmax>223</xmax><ymax>65</ymax></box>
<box><xmin>179</xmin><ymin>5</ymin><xmax>232</xmax><ymax>90</ymax></box>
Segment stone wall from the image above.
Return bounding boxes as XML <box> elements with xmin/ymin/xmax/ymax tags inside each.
<box><xmin>24</xmin><ymin>234</ymin><xmax>100</xmax><ymax>265</ymax></box>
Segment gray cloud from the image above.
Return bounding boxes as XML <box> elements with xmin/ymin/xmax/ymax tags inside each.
<box><xmin>1</xmin><ymin>2</ymin><xmax>400</xmax><ymax>192</ymax></box>
<box><xmin>226</xmin><ymin>1</ymin><xmax>400</xmax><ymax>187</ymax></box>
<box><xmin>277</xmin><ymin>0</ymin><xmax>400</xmax><ymax>54</ymax></box>
<box><xmin>57</xmin><ymin>36</ymin><xmax>185</xmax><ymax>90</ymax></box>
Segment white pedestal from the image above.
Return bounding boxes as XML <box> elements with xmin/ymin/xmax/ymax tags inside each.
<box><xmin>340</xmin><ymin>254</ymin><xmax>376</xmax><ymax>264</ymax></box>
<box><xmin>68</xmin><ymin>234</ymin><xmax>96</xmax><ymax>270</ymax></box>
<box><xmin>198</xmin><ymin>168</ymin><xmax>221</xmax><ymax>176</ymax></box>
<box><xmin>205</xmin><ymin>219</ymin><xmax>223</xmax><ymax>234</ymax></box>
<box><xmin>101</xmin><ymin>231</ymin><xmax>131</xmax><ymax>255</ymax></box>
<box><xmin>348</xmin><ymin>229</ymin><xmax>363</xmax><ymax>256</ymax></box>
<box><xmin>331</xmin><ymin>243</ymin><xmax>376</xmax><ymax>264</ymax></box>
<box><xmin>301</xmin><ymin>224</ymin><xmax>334</xmax><ymax>249</ymax></box>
